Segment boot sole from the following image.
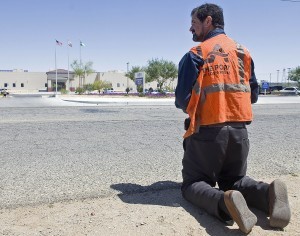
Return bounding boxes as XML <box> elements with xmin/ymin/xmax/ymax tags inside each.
<box><xmin>269</xmin><ymin>179</ymin><xmax>291</xmax><ymax>228</ymax></box>
<box><xmin>224</xmin><ymin>190</ymin><xmax>257</xmax><ymax>234</ymax></box>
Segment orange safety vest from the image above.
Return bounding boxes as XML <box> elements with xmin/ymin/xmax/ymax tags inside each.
<box><xmin>184</xmin><ymin>34</ymin><xmax>253</xmax><ymax>138</ymax></box>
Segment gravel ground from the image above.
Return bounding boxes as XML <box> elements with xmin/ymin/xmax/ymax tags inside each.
<box><xmin>0</xmin><ymin>95</ymin><xmax>299</xmax><ymax>235</ymax></box>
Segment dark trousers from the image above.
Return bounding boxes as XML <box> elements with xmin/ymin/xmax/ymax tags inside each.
<box><xmin>181</xmin><ymin>125</ymin><xmax>270</xmax><ymax>222</ymax></box>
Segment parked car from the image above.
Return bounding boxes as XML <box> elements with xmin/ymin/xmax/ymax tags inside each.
<box><xmin>279</xmin><ymin>87</ymin><xmax>299</xmax><ymax>95</ymax></box>
<box><xmin>269</xmin><ymin>85</ymin><xmax>283</xmax><ymax>91</ymax></box>
<box><xmin>86</xmin><ymin>90</ymin><xmax>99</xmax><ymax>95</ymax></box>
<box><xmin>150</xmin><ymin>90</ymin><xmax>160</xmax><ymax>94</ymax></box>
<box><xmin>103</xmin><ymin>88</ymin><xmax>114</xmax><ymax>94</ymax></box>
<box><xmin>163</xmin><ymin>90</ymin><xmax>175</xmax><ymax>95</ymax></box>
<box><xmin>0</xmin><ymin>88</ymin><xmax>9</xmax><ymax>96</ymax></box>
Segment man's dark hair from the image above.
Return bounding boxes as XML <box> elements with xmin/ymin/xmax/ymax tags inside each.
<box><xmin>191</xmin><ymin>3</ymin><xmax>224</xmax><ymax>29</ymax></box>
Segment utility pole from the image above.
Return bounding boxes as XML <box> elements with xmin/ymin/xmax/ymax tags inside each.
<box><xmin>126</xmin><ymin>62</ymin><xmax>129</xmax><ymax>89</ymax></box>
<box><xmin>287</xmin><ymin>68</ymin><xmax>291</xmax><ymax>86</ymax></box>
<box><xmin>277</xmin><ymin>70</ymin><xmax>279</xmax><ymax>85</ymax></box>
<box><xmin>282</xmin><ymin>68</ymin><xmax>286</xmax><ymax>85</ymax></box>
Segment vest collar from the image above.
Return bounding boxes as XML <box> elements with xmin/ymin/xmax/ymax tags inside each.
<box><xmin>204</xmin><ymin>28</ymin><xmax>225</xmax><ymax>41</ymax></box>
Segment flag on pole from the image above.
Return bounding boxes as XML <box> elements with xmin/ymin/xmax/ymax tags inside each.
<box><xmin>56</xmin><ymin>40</ymin><xmax>62</xmax><ymax>46</ymax></box>
<box><xmin>80</xmin><ymin>41</ymin><xmax>86</xmax><ymax>47</ymax></box>
<box><xmin>68</xmin><ymin>41</ymin><xmax>72</xmax><ymax>47</ymax></box>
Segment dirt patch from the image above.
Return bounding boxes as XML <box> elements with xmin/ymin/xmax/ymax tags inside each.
<box><xmin>0</xmin><ymin>174</ymin><xmax>299</xmax><ymax>236</ymax></box>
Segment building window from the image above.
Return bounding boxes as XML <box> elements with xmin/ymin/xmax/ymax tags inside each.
<box><xmin>4</xmin><ymin>83</ymin><xmax>8</xmax><ymax>87</ymax></box>
<box><xmin>13</xmin><ymin>83</ymin><xmax>16</xmax><ymax>87</ymax></box>
<box><xmin>21</xmin><ymin>83</ymin><xmax>24</xmax><ymax>87</ymax></box>
<box><xmin>45</xmin><ymin>83</ymin><xmax>48</xmax><ymax>87</ymax></box>
<box><xmin>117</xmin><ymin>83</ymin><xmax>120</xmax><ymax>87</ymax></box>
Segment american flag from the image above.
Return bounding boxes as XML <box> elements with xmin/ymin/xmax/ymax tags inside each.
<box><xmin>56</xmin><ymin>40</ymin><xmax>62</xmax><ymax>46</ymax></box>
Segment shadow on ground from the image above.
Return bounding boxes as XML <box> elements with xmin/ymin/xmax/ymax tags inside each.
<box><xmin>111</xmin><ymin>181</ymin><xmax>276</xmax><ymax>236</ymax></box>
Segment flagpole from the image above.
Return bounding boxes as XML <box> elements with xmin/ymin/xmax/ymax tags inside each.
<box><xmin>79</xmin><ymin>41</ymin><xmax>81</xmax><ymax>87</ymax></box>
<box><xmin>55</xmin><ymin>44</ymin><xmax>58</xmax><ymax>95</ymax></box>
<box><xmin>79</xmin><ymin>41</ymin><xmax>82</xmax><ymax>87</ymax></box>
<box><xmin>68</xmin><ymin>41</ymin><xmax>70</xmax><ymax>90</ymax></box>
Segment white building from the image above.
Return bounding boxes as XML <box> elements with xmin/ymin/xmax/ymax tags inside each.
<box><xmin>0</xmin><ymin>69</ymin><xmax>177</xmax><ymax>93</ymax></box>
<box><xmin>0</xmin><ymin>70</ymin><xmax>47</xmax><ymax>93</ymax></box>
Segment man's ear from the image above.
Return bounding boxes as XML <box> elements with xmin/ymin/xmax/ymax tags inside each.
<box><xmin>205</xmin><ymin>16</ymin><xmax>213</xmax><ymax>27</ymax></box>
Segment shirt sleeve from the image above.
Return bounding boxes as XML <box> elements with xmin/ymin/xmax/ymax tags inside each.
<box><xmin>175</xmin><ymin>51</ymin><xmax>204</xmax><ymax>112</ymax></box>
<box><xmin>250</xmin><ymin>59</ymin><xmax>259</xmax><ymax>104</ymax></box>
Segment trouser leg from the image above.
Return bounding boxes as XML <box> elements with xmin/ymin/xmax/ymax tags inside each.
<box><xmin>182</xmin><ymin>181</ymin><xmax>225</xmax><ymax>220</ymax></box>
<box><xmin>181</xmin><ymin>127</ymin><xmax>229</xmax><ymax>221</ymax></box>
<box><xmin>217</xmin><ymin>126</ymin><xmax>249</xmax><ymax>192</ymax></box>
<box><xmin>218</xmin><ymin>126</ymin><xmax>269</xmax><ymax>214</ymax></box>
<box><xmin>233</xmin><ymin>176</ymin><xmax>269</xmax><ymax>214</ymax></box>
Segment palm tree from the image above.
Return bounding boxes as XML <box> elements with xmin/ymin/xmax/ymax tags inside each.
<box><xmin>71</xmin><ymin>60</ymin><xmax>94</xmax><ymax>88</ymax></box>
<box><xmin>83</xmin><ymin>61</ymin><xmax>94</xmax><ymax>86</ymax></box>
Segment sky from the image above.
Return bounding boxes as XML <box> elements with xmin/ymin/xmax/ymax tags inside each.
<box><xmin>1</xmin><ymin>0</ymin><xmax>300</xmax><ymax>82</ymax></box>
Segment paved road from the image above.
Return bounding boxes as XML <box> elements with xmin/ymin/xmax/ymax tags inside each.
<box><xmin>0</xmin><ymin>95</ymin><xmax>299</xmax><ymax>209</ymax></box>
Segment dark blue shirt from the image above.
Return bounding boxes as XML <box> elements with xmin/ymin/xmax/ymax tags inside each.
<box><xmin>175</xmin><ymin>28</ymin><xmax>259</xmax><ymax>113</ymax></box>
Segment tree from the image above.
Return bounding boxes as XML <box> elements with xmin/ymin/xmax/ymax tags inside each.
<box><xmin>92</xmin><ymin>80</ymin><xmax>112</xmax><ymax>93</ymax></box>
<box><xmin>146</xmin><ymin>58</ymin><xmax>178</xmax><ymax>90</ymax></box>
<box><xmin>71</xmin><ymin>60</ymin><xmax>84</xmax><ymax>88</ymax></box>
<box><xmin>83</xmin><ymin>61</ymin><xmax>94</xmax><ymax>86</ymax></box>
<box><xmin>83</xmin><ymin>83</ymin><xmax>94</xmax><ymax>93</ymax></box>
<box><xmin>125</xmin><ymin>66</ymin><xmax>146</xmax><ymax>81</ymax></box>
<box><xmin>71</xmin><ymin>60</ymin><xmax>94</xmax><ymax>88</ymax></box>
<box><xmin>289</xmin><ymin>66</ymin><xmax>300</xmax><ymax>87</ymax></box>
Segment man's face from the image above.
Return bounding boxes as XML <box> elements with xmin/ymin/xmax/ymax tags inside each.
<box><xmin>190</xmin><ymin>13</ymin><xmax>208</xmax><ymax>42</ymax></box>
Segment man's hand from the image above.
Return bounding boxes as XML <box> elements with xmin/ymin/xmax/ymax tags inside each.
<box><xmin>184</xmin><ymin>118</ymin><xmax>191</xmax><ymax>130</ymax></box>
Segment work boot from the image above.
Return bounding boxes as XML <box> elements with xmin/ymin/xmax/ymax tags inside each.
<box><xmin>224</xmin><ymin>190</ymin><xmax>257</xmax><ymax>234</ymax></box>
<box><xmin>269</xmin><ymin>179</ymin><xmax>291</xmax><ymax>228</ymax></box>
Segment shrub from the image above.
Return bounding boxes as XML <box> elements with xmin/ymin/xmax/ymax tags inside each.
<box><xmin>60</xmin><ymin>89</ymin><xmax>69</xmax><ymax>94</ymax></box>
<box><xmin>75</xmin><ymin>87</ymin><xmax>85</xmax><ymax>95</ymax></box>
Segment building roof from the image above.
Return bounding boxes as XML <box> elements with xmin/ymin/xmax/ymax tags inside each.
<box><xmin>46</xmin><ymin>69</ymin><xmax>74</xmax><ymax>74</ymax></box>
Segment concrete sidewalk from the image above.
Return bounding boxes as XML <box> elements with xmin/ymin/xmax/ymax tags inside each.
<box><xmin>58</xmin><ymin>95</ymin><xmax>175</xmax><ymax>106</ymax></box>
<box><xmin>58</xmin><ymin>95</ymin><xmax>300</xmax><ymax>105</ymax></box>
<box><xmin>255</xmin><ymin>95</ymin><xmax>300</xmax><ymax>104</ymax></box>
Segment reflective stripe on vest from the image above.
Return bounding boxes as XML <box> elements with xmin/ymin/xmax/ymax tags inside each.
<box><xmin>184</xmin><ymin>34</ymin><xmax>253</xmax><ymax>138</ymax></box>
<box><xmin>203</xmin><ymin>83</ymin><xmax>251</xmax><ymax>96</ymax></box>
<box><xmin>236</xmin><ymin>42</ymin><xmax>246</xmax><ymax>83</ymax></box>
